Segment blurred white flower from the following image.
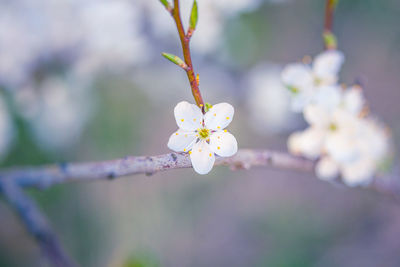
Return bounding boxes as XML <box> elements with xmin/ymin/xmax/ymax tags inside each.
<box><xmin>286</xmin><ymin>81</ymin><xmax>390</xmax><ymax>186</ymax></box>
<box><xmin>0</xmin><ymin>5</ymin><xmax>42</xmax><ymax>87</ymax></box>
<box><xmin>0</xmin><ymin>0</ymin><xmax>150</xmax><ymax>88</ymax></box>
<box><xmin>246</xmin><ymin>64</ymin><xmax>300</xmax><ymax>135</ymax></box>
<box><xmin>281</xmin><ymin>49</ymin><xmax>389</xmax><ymax>187</ymax></box>
<box><xmin>78</xmin><ymin>0</ymin><xmax>150</xmax><ymax>74</ymax></box>
<box><xmin>168</xmin><ymin>101</ymin><xmax>237</xmax><ymax>174</ymax></box>
<box><xmin>315</xmin><ymin>118</ymin><xmax>389</xmax><ymax>187</ymax></box>
<box><xmin>15</xmin><ymin>75</ymin><xmax>93</xmax><ymax>152</ymax></box>
<box><xmin>281</xmin><ymin>50</ymin><xmax>344</xmax><ymax>112</ymax></box>
<box><xmin>340</xmin><ymin>118</ymin><xmax>389</xmax><ymax>186</ymax></box>
<box><xmin>288</xmin><ymin>86</ymin><xmax>362</xmax><ymax>158</ymax></box>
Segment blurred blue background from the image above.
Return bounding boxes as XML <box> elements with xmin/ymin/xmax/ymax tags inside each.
<box><xmin>0</xmin><ymin>0</ymin><xmax>400</xmax><ymax>266</ymax></box>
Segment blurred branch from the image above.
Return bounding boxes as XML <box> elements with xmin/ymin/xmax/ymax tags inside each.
<box><xmin>323</xmin><ymin>0</ymin><xmax>338</xmax><ymax>49</ymax></box>
<box><xmin>161</xmin><ymin>0</ymin><xmax>204</xmax><ymax>109</ymax></box>
<box><xmin>0</xmin><ymin>149</ymin><xmax>399</xmax><ymax>201</ymax></box>
<box><xmin>0</xmin><ymin>180</ymin><xmax>76</xmax><ymax>267</ymax></box>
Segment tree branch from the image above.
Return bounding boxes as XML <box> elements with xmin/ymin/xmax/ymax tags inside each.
<box><xmin>0</xmin><ymin>180</ymin><xmax>76</xmax><ymax>267</ymax></box>
<box><xmin>0</xmin><ymin>149</ymin><xmax>312</xmax><ymax>190</ymax></box>
<box><xmin>0</xmin><ymin>149</ymin><xmax>398</xmax><ymax>201</ymax></box>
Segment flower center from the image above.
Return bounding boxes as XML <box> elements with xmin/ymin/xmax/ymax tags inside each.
<box><xmin>314</xmin><ymin>76</ymin><xmax>323</xmax><ymax>86</ymax></box>
<box><xmin>329</xmin><ymin>123</ymin><xmax>337</xmax><ymax>131</ymax></box>
<box><xmin>287</xmin><ymin>85</ymin><xmax>299</xmax><ymax>94</ymax></box>
<box><xmin>198</xmin><ymin>128</ymin><xmax>210</xmax><ymax>139</ymax></box>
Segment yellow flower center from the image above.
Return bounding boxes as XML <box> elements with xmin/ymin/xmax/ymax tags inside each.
<box><xmin>287</xmin><ymin>85</ymin><xmax>299</xmax><ymax>94</ymax></box>
<box><xmin>329</xmin><ymin>123</ymin><xmax>337</xmax><ymax>131</ymax></box>
<box><xmin>198</xmin><ymin>128</ymin><xmax>210</xmax><ymax>139</ymax></box>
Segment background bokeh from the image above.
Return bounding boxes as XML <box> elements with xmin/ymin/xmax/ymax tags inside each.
<box><xmin>1</xmin><ymin>0</ymin><xmax>400</xmax><ymax>266</ymax></box>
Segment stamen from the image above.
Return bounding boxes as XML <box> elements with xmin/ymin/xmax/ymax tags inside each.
<box><xmin>198</xmin><ymin>128</ymin><xmax>210</xmax><ymax>139</ymax></box>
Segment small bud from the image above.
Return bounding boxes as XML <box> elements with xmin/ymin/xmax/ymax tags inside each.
<box><xmin>159</xmin><ymin>0</ymin><xmax>172</xmax><ymax>11</ymax></box>
<box><xmin>189</xmin><ymin>0</ymin><xmax>198</xmax><ymax>31</ymax></box>
<box><xmin>323</xmin><ymin>31</ymin><xmax>337</xmax><ymax>50</ymax></box>
<box><xmin>162</xmin><ymin>52</ymin><xmax>188</xmax><ymax>70</ymax></box>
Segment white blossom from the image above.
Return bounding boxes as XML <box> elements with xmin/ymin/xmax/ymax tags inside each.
<box><xmin>0</xmin><ymin>0</ymin><xmax>150</xmax><ymax>88</ymax></box>
<box><xmin>168</xmin><ymin>101</ymin><xmax>238</xmax><ymax>175</ymax></box>
<box><xmin>15</xmin><ymin>75</ymin><xmax>93</xmax><ymax>152</ymax></box>
<box><xmin>288</xmin><ymin>85</ymin><xmax>362</xmax><ymax>159</ymax></box>
<box><xmin>286</xmin><ymin>81</ymin><xmax>389</xmax><ymax>186</ymax></box>
<box><xmin>281</xmin><ymin>50</ymin><xmax>344</xmax><ymax>112</ymax></box>
<box><xmin>78</xmin><ymin>0</ymin><xmax>150</xmax><ymax>74</ymax></box>
<box><xmin>282</xmin><ymin>48</ymin><xmax>389</xmax><ymax>187</ymax></box>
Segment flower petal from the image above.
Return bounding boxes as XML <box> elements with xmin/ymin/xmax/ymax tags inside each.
<box><xmin>209</xmin><ymin>131</ymin><xmax>238</xmax><ymax>157</ymax></box>
<box><xmin>190</xmin><ymin>140</ymin><xmax>215</xmax><ymax>175</ymax></box>
<box><xmin>292</xmin><ymin>127</ymin><xmax>325</xmax><ymax>159</ymax></box>
<box><xmin>313</xmin><ymin>85</ymin><xmax>341</xmax><ymax>112</ymax></box>
<box><xmin>324</xmin><ymin>131</ymin><xmax>359</xmax><ymax>163</ymax></box>
<box><xmin>287</xmin><ymin>131</ymin><xmax>303</xmax><ymax>155</ymax></box>
<box><xmin>303</xmin><ymin>104</ymin><xmax>331</xmax><ymax>128</ymax></box>
<box><xmin>316</xmin><ymin>156</ymin><xmax>339</xmax><ymax>181</ymax></box>
<box><xmin>281</xmin><ymin>63</ymin><xmax>313</xmax><ymax>91</ymax></box>
<box><xmin>341</xmin><ymin>157</ymin><xmax>375</xmax><ymax>187</ymax></box>
<box><xmin>204</xmin><ymin>103</ymin><xmax>234</xmax><ymax>131</ymax></box>
<box><xmin>290</xmin><ymin>90</ymin><xmax>314</xmax><ymax>112</ymax></box>
<box><xmin>357</xmin><ymin>119</ymin><xmax>388</xmax><ymax>161</ymax></box>
<box><xmin>167</xmin><ymin>129</ymin><xmax>197</xmax><ymax>152</ymax></box>
<box><xmin>343</xmin><ymin>86</ymin><xmax>364</xmax><ymax>115</ymax></box>
<box><xmin>313</xmin><ymin>50</ymin><xmax>344</xmax><ymax>85</ymax></box>
<box><xmin>174</xmin><ymin>101</ymin><xmax>203</xmax><ymax>131</ymax></box>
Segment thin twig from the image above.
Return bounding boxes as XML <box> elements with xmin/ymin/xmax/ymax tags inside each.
<box><xmin>170</xmin><ymin>0</ymin><xmax>204</xmax><ymax>109</ymax></box>
<box><xmin>323</xmin><ymin>0</ymin><xmax>338</xmax><ymax>49</ymax></box>
<box><xmin>0</xmin><ymin>180</ymin><xmax>76</xmax><ymax>267</ymax></box>
<box><xmin>324</xmin><ymin>0</ymin><xmax>336</xmax><ymax>34</ymax></box>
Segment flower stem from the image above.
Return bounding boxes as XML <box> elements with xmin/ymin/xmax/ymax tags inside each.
<box><xmin>170</xmin><ymin>0</ymin><xmax>205</xmax><ymax>110</ymax></box>
<box><xmin>323</xmin><ymin>0</ymin><xmax>338</xmax><ymax>50</ymax></box>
